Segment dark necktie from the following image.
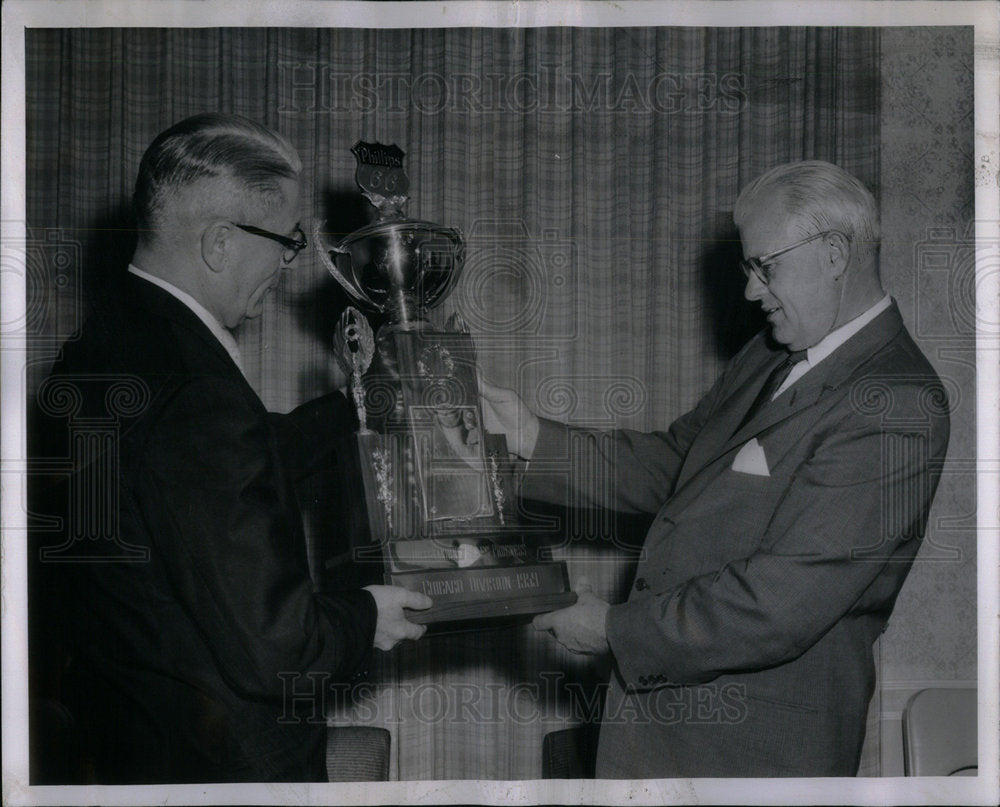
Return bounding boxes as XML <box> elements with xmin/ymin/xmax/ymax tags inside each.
<box><xmin>737</xmin><ymin>349</ymin><xmax>808</xmax><ymax>432</ymax></box>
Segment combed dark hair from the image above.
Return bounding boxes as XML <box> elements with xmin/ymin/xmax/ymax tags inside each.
<box><xmin>734</xmin><ymin>161</ymin><xmax>880</xmax><ymax>262</ymax></box>
<box><xmin>133</xmin><ymin>113</ymin><xmax>301</xmax><ymax>239</ymax></box>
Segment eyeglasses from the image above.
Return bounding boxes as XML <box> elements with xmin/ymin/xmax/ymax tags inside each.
<box><xmin>739</xmin><ymin>230</ymin><xmax>847</xmax><ymax>286</ymax></box>
<box><xmin>234</xmin><ymin>223</ymin><xmax>307</xmax><ymax>265</ymax></box>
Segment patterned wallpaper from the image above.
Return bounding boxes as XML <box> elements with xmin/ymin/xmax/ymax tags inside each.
<box><xmin>877</xmin><ymin>26</ymin><xmax>977</xmax><ymax>774</ymax></box>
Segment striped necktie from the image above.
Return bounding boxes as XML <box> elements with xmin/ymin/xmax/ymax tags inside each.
<box><xmin>737</xmin><ymin>349</ymin><xmax>808</xmax><ymax>431</ymax></box>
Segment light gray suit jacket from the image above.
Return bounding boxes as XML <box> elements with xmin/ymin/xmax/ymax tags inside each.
<box><xmin>522</xmin><ymin>302</ymin><xmax>949</xmax><ymax>777</ymax></box>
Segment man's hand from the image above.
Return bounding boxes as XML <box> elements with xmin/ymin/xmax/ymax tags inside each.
<box><xmin>478</xmin><ymin>374</ymin><xmax>540</xmax><ymax>460</ymax></box>
<box><xmin>532</xmin><ymin>579</ymin><xmax>610</xmax><ymax>655</ymax></box>
<box><xmin>363</xmin><ymin>585</ymin><xmax>433</xmax><ymax>651</ymax></box>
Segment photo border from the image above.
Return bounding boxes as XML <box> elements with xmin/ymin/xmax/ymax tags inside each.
<box><xmin>2</xmin><ymin>2</ymin><xmax>996</xmax><ymax>805</ymax></box>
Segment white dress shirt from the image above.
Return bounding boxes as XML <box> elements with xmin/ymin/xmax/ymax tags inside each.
<box><xmin>773</xmin><ymin>294</ymin><xmax>892</xmax><ymax>398</ymax></box>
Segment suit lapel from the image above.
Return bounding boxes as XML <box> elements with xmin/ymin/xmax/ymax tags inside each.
<box><xmin>675</xmin><ymin>303</ymin><xmax>906</xmax><ymax>490</ymax></box>
<box><xmin>672</xmin><ymin>343</ymin><xmax>780</xmax><ymax>489</ymax></box>
<box><xmin>124</xmin><ymin>273</ymin><xmax>247</xmax><ymax>384</ymax></box>
<box><xmin>723</xmin><ymin>367</ymin><xmax>830</xmax><ymax>452</ymax></box>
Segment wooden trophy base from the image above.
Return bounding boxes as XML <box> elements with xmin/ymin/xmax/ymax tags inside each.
<box><xmin>390</xmin><ymin>562</ymin><xmax>578</xmax><ymax>628</ymax></box>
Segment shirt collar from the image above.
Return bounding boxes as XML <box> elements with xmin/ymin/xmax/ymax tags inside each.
<box><xmin>127</xmin><ymin>264</ymin><xmax>244</xmax><ymax>375</ymax></box>
<box><xmin>805</xmin><ymin>294</ymin><xmax>892</xmax><ymax>369</ymax></box>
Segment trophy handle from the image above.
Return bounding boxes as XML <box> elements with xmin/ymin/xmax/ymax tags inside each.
<box><xmin>420</xmin><ymin>229</ymin><xmax>466</xmax><ymax>311</ymax></box>
<box><xmin>312</xmin><ymin>220</ymin><xmax>385</xmax><ymax>313</ymax></box>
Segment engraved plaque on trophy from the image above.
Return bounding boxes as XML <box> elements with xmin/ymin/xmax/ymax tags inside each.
<box><xmin>315</xmin><ymin>142</ymin><xmax>576</xmax><ymax>627</ymax></box>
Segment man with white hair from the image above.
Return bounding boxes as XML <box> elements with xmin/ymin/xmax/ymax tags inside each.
<box><xmin>30</xmin><ymin>113</ymin><xmax>431</xmax><ymax>783</ymax></box>
<box><xmin>484</xmin><ymin>161</ymin><xmax>950</xmax><ymax>776</ymax></box>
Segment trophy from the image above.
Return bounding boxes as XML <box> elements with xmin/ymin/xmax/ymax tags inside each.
<box><xmin>314</xmin><ymin>142</ymin><xmax>575</xmax><ymax>627</ymax></box>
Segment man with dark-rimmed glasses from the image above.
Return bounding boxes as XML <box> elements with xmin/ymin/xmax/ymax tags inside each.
<box><xmin>482</xmin><ymin>160</ymin><xmax>950</xmax><ymax>776</ymax></box>
<box><xmin>29</xmin><ymin>113</ymin><xmax>431</xmax><ymax>783</ymax></box>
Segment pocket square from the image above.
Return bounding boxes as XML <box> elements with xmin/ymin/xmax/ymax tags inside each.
<box><xmin>731</xmin><ymin>438</ymin><xmax>770</xmax><ymax>476</ymax></box>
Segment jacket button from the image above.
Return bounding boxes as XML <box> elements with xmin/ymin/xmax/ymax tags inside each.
<box><xmin>635</xmin><ymin>577</ymin><xmax>648</xmax><ymax>591</ymax></box>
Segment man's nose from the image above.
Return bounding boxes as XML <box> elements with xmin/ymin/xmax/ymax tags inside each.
<box><xmin>743</xmin><ymin>271</ymin><xmax>767</xmax><ymax>301</ymax></box>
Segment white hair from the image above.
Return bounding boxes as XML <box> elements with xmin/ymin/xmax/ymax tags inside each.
<box><xmin>134</xmin><ymin>113</ymin><xmax>301</xmax><ymax>243</ymax></box>
<box><xmin>734</xmin><ymin>161</ymin><xmax>879</xmax><ymax>263</ymax></box>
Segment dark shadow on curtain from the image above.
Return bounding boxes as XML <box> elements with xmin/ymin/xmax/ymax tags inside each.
<box><xmin>701</xmin><ymin>226</ymin><xmax>766</xmax><ymax>360</ymax></box>
<box><xmin>25</xmin><ymin>205</ymin><xmax>137</xmax><ymax>396</ymax></box>
<box><xmin>321</xmin><ymin>188</ymin><xmax>376</xmax><ymax>241</ymax></box>
<box><xmin>81</xmin><ymin>204</ymin><xmax>137</xmax><ymax>317</ymax></box>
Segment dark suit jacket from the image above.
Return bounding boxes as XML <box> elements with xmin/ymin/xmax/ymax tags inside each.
<box><xmin>29</xmin><ymin>274</ymin><xmax>377</xmax><ymax>783</ymax></box>
<box><xmin>522</xmin><ymin>302</ymin><xmax>949</xmax><ymax>777</ymax></box>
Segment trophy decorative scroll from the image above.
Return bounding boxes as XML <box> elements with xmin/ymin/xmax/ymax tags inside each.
<box><xmin>314</xmin><ymin>142</ymin><xmax>575</xmax><ymax>627</ymax></box>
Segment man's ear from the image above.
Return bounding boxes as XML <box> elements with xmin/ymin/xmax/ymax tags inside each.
<box><xmin>201</xmin><ymin>221</ymin><xmax>232</xmax><ymax>274</ymax></box>
<box><xmin>824</xmin><ymin>231</ymin><xmax>851</xmax><ymax>279</ymax></box>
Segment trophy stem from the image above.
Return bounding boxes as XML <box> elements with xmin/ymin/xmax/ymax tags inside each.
<box><xmin>388</xmin><ymin>288</ymin><xmax>425</xmax><ymax>329</ymax></box>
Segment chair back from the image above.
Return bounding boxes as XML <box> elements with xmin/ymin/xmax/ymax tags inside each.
<box><xmin>326</xmin><ymin>725</ymin><xmax>392</xmax><ymax>781</ymax></box>
<box><xmin>542</xmin><ymin>725</ymin><xmax>599</xmax><ymax>779</ymax></box>
<box><xmin>902</xmin><ymin>687</ymin><xmax>977</xmax><ymax>776</ymax></box>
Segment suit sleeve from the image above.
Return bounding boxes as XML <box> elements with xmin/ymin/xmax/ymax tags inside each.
<box><xmin>136</xmin><ymin>376</ymin><xmax>377</xmax><ymax>702</ymax></box>
<box><xmin>267</xmin><ymin>391</ymin><xmax>356</xmax><ymax>483</ymax></box>
<box><xmin>520</xmin><ymin>356</ymin><xmax>733</xmax><ymax>514</ymax></box>
<box><xmin>606</xmin><ymin>381</ymin><xmax>950</xmax><ymax>686</ymax></box>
